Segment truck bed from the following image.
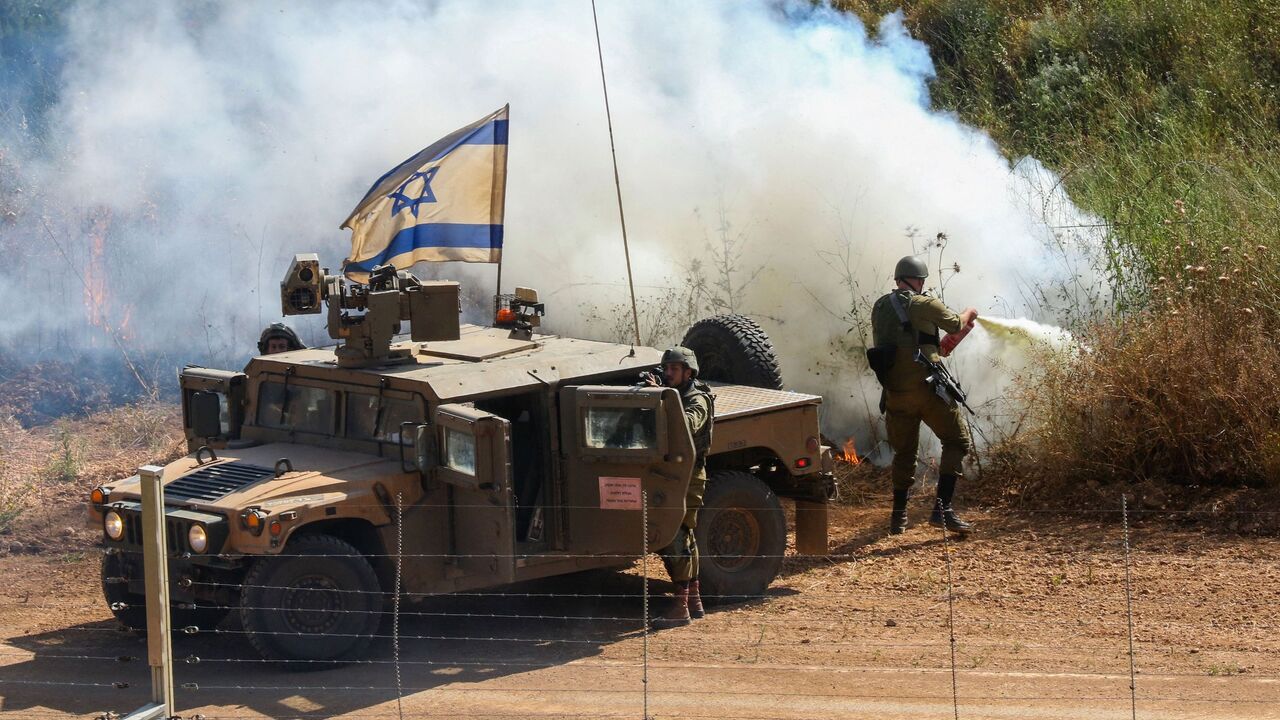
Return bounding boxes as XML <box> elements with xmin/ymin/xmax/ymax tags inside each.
<box><xmin>707</xmin><ymin>383</ymin><xmax>822</xmax><ymax>420</ymax></box>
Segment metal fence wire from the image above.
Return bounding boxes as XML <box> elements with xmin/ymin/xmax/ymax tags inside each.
<box><xmin>0</xmin><ymin>492</ymin><xmax>1277</xmax><ymax>720</ymax></box>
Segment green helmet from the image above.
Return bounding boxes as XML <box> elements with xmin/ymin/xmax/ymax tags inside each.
<box><xmin>894</xmin><ymin>256</ymin><xmax>929</xmax><ymax>280</ymax></box>
<box><xmin>661</xmin><ymin>346</ymin><xmax>699</xmax><ymax>377</ymax></box>
<box><xmin>258</xmin><ymin>323</ymin><xmax>305</xmax><ymax>355</ymax></box>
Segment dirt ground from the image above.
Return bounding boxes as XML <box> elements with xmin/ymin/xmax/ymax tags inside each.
<box><xmin>2</xmin><ymin>499</ymin><xmax>1278</xmax><ymax>720</ymax></box>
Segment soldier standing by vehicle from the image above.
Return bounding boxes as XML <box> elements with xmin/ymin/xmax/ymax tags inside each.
<box><xmin>258</xmin><ymin>323</ymin><xmax>306</xmax><ymax>355</ymax></box>
<box><xmin>867</xmin><ymin>257</ymin><xmax>978</xmax><ymax>535</ymax></box>
<box><xmin>643</xmin><ymin>346</ymin><xmax>713</xmax><ymax>628</ymax></box>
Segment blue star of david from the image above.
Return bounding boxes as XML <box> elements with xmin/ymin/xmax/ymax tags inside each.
<box><xmin>388</xmin><ymin>166</ymin><xmax>439</xmax><ymax>218</ymax></box>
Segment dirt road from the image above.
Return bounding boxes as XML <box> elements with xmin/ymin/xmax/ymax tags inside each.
<box><xmin>2</xmin><ymin>505</ymin><xmax>1277</xmax><ymax>719</ymax></box>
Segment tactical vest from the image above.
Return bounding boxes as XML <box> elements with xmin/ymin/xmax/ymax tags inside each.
<box><xmin>872</xmin><ymin>289</ymin><xmax>940</xmax><ymax>350</ymax></box>
<box><xmin>869</xmin><ymin>290</ymin><xmax>940</xmax><ymax>393</ymax></box>
<box><xmin>681</xmin><ymin>380</ymin><xmax>714</xmax><ymax>458</ymax></box>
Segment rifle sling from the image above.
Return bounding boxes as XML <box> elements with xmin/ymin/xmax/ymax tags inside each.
<box><xmin>889</xmin><ymin>292</ymin><xmax>941</xmax><ymax>348</ymax></box>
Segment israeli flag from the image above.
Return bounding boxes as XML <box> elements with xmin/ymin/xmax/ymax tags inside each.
<box><xmin>341</xmin><ymin>105</ymin><xmax>508</xmax><ymax>280</ymax></box>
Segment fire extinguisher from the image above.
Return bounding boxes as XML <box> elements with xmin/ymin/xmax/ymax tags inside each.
<box><xmin>939</xmin><ymin>320</ymin><xmax>974</xmax><ymax>357</ymax></box>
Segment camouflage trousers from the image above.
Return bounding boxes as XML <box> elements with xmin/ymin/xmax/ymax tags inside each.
<box><xmin>885</xmin><ymin>385</ymin><xmax>972</xmax><ymax>492</ymax></box>
<box><xmin>661</xmin><ymin>462</ymin><xmax>706</xmax><ymax>583</ymax></box>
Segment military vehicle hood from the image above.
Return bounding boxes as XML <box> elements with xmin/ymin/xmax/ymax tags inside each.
<box><xmin>106</xmin><ymin>443</ymin><xmax>405</xmax><ymax>512</ymax></box>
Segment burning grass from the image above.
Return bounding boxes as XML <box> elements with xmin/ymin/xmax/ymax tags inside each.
<box><xmin>0</xmin><ymin>354</ymin><xmax>161</xmax><ymax>427</ymax></box>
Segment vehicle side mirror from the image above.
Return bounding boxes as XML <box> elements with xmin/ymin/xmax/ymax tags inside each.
<box><xmin>190</xmin><ymin>391</ymin><xmax>222</xmax><ymax>439</ymax></box>
<box><xmin>413</xmin><ymin>423</ymin><xmax>436</xmax><ymax>472</ymax></box>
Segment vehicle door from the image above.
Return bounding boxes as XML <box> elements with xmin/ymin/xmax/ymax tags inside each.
<box><xmin>558</xmin><ymin>385</ymin><xmax>696</xmax><ymax>557</ymax></box>
<box><xmin>179</xmin><ymin>366</ymin><xmax>247</xmax><ymax>449</ymax></box>
<box><xmin>432</xmin><ymin>403</ymin><xmax>517</xmax><ymax>584</ymax></box>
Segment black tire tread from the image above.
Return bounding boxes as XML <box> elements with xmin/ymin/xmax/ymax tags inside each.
<box><xmin>102</xmin><ymin>553</ymin><xmax>230</xmax><ymax>633</ymax></box>
<box><xmin>240</xmin><ymin>533</ymin><xmax>381</xmax><ymax>663</ymax></box>
<box><xmin>681</xmin><ymin>314</ymin><xmax>784</xmax><ymax>390</ymax></box>
<box><xmin>696</xmin><ymin>470</ymin><xmax>786</xmax><ymax>605</ymax></box>
<box><xmin>101</xmin><ymin>553</ymin><xmax>147</xmax><ymax>631</ymax></box>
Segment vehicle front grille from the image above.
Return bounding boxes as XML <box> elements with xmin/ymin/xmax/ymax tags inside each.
<box><xmin>120</xmin><ymin>512</ymin><xmax>188</xmax><ymax>554</ymax></box>
<box><xmin>164</xmin><ymin>462</ymin><xmax>275</xmax><ymax>503</ymax></box>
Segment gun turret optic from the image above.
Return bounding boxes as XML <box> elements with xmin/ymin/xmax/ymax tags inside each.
<box><xmin>278</xmin><ymin>253</ymin><xmax>460</xmax><ymax>367</ymax></box>
<box><xmin>280</xmin><ymin>253</ymin><xmax>324</xmax><ymax>315</ymax></box>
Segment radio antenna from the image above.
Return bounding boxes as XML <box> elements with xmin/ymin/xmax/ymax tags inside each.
<box><xmin>591</xmin><ymin>0</ymin><xmax>642</xmax><ymax>348</ymax></box>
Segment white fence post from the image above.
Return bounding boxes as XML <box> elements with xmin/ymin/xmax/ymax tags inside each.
<box><xmin>122</xmin><ymin>464</ymin><xmax>175</xmax><ymax>720</ymax></box>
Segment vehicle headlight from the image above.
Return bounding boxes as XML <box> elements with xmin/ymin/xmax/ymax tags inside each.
<box><xmin>104</xmin><ymin>511</ymin><xmax>125</xmax><ymax>541</ymax></box>
<box><xmin>188</xmin><ymin>524</ymin><xmax>209</xmax><ymax>554</ymax></box>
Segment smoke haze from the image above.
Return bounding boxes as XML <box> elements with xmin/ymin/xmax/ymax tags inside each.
<box><xmin>0</xmin><ymin>1</ymin><xmax>1104</xmax><ymax>449</ymax></box>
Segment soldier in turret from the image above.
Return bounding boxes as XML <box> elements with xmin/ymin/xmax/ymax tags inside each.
<box><xmin>258</xmin><ymin>323</ymin><xmax>306</xmax><ymax>355</ymax></box>
<box><xmin>644</xmin><ymin>346</ymin><xmax>714</xmax><ymax>627</ymax></box>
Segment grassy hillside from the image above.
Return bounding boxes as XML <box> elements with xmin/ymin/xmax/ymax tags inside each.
<box><xmin>837</xmin><ymin>1</ymin><xmax>1280</xmax><ymax>498</ymax></box>
<box><xmin>839</xmin><ymin>0</ymin><xmax>1280</xmax><ymax>306</ymax></box>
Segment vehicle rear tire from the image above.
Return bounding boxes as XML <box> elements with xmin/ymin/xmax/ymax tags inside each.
<box><xmin>102</xmin><ymin>553</ymin><xmax>148</xmax><ymax>631</ymax></box>
<box><xmin>240</xmin><ymin>534</ymin><xmax>382</xmax><ymax>663</ymax></box>
<box><xmin>681</xmin><ymin>314</ymin><xmax>784</xmax><ymax>389</ymax></box>
<box><xmin>695</xmin><ymin>471</ymin><xmax>786</xmax><ymax>605</ymax></box>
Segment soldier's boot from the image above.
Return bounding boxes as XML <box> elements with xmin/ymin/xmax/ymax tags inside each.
<box><xmin>889</xmin><ymin>488</ymin><xmax>910</xmax><ymax>535</ymax></box>
<box><xmin>688</xmin><ymin>579</ymin><xmax>705</xmax><ymax>619</ymax></box>
<box><xmin>928</xmin><ymin>475</ymin><xmax>973</xmax><ymax>533</ymax></box>
<box><xmin>652</xmin><ymin>582</ymin><xmax>691</xmax><ymax>629</ymax></box>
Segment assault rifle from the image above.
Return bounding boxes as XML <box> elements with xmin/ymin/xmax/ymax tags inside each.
<box><xmin>913</xmin><ymin>349</ymin><xmax>975</xmax><ymax>415</ymax></box>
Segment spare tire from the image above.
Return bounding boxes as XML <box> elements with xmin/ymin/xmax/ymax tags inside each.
<box><xmin>681</xmin><ymin>314</ymin><xmax>783</xmax><ymax>389</ymax></box>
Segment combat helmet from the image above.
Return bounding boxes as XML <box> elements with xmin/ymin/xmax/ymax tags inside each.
<box><xmin>661</xmin><ymin>346</ymin><xmax>699</xmax><ymax>378</ymax></box>
<box><xmin>257</xmin><ymin>322</ymin><xmax>305</xmax><ymax>355</ymax></box>
<box><xmin>894</xmin><ymin>256</ymin><xmax>929</xmax><ymax>280</ymax></box>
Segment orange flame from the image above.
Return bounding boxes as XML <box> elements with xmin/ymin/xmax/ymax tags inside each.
<box><xmin>839</xmin><ymin>436</ymin><xmax>861</xmax><ymax>465</ymax></box>
<box><xmin>82</xmin><ymin>208</ymin><xmax>134</xmax><ymax>342</ymax></box>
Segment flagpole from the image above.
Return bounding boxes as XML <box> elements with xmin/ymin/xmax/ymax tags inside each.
<box><xmin>495</xmin><ymin>257</ymin><xmax>503</xmax><ymax>313</ymax></box>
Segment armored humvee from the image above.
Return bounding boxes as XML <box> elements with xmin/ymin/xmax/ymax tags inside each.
<box><xmin>89</xmin><ymin>255</ymin><xmax>834</xmax><ymax>662</ymax></box>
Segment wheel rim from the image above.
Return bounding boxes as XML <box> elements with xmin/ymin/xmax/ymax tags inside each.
<box><xmin>708</xmin><ymin>508</ymin><xmax>761</xmax><ymax>572</ymax></box>
<box><xmin>282</xmin><ymin>574</ymin><xmax>344</xmax><ymax>634</ymax></box>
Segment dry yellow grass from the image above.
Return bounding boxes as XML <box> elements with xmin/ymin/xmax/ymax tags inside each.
<box><xmin>0</xmin><ymin>401</ymin><xmax>184</xmax><ymax>550</ymax></box>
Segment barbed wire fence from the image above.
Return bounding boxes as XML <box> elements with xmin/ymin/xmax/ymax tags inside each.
<box><xmin>0</xmin><ymin>491</ymin><xmax>1277</xmax><ymax>719</ymax></box>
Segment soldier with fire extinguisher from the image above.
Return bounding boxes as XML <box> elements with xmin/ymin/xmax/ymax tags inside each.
<box><xmin>867</xmin><ymin>256</ymin><xmax>978</xmax><ymax>536</ymax></box>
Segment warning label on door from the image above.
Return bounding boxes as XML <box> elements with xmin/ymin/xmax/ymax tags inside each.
<box><xmin>598</xmin><ymin>476</ymin><xmax>643</xmax><ymax>510</ymax></box>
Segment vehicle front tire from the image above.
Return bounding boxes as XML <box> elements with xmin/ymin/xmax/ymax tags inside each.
<box><xmin>695</xmin><ymin>471</ymin><xmax>786</xmax><ymax>605</ymax></box>
<box><xmin>240</xmin><ymin>534</ymin><xmax>382</xmax><ymax>663</ymax></box>
<box><xmin>681</xmin><ymin>314</ymin><xmax>784</xmax><ymax>390</ymax></box>
<box><xmin>101</xmin><ymin>552</ymin><xmax>232</xmax><ymax>633</ymax></box>
<box><xmin>102</xmin><ymin>553</ymin><xmax>148</xmax><ymax>631</ymax></box>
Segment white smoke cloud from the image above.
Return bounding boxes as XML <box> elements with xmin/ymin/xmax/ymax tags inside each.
<box><xmin>0</xmin><ymin>0</ymin><xmax>1105</xmax><ymax>449</ymax></box>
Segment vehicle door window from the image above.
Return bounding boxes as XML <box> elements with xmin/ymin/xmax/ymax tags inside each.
<box><xmin>257</xmin><ymin>382</ymin><xmax>335</xmax><ymax>435</ymax></box>
<box><xmin>584</xmin><ymin>406</ymin><xmax>658</xmax><ymax>449</ymax></box>
<box><xmin>444</xmin><ymin>427</ymin><xmax>477</xmax><ymax>475</ymax></box>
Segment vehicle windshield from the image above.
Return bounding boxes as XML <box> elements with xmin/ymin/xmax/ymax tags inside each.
<box><xmin>256</xmin><ymin>382</ymin><xmax>335</xmax><ymax>435</ymax></box>
<box><xmin>347</xmin><ymin>393</ymin><xmax>421</xmax><ymax>445</ymax></box>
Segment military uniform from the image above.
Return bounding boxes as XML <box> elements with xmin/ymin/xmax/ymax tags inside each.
<box><xmin>871</xmin><ymin>289</ymin><xmax>973</xmax><ymax>492</ymax></box>
<box><xmin>868</xmin><ymin>256</ymin><xmax>974</xmax><ymax>534</ymax></box>
<box><xmin>651</xmin><ymin>346</ymin><xmax>714</xmax><ymax>628</ymax></box>
<box><xmin>660</xmin><ymin>379</ymin><xmax>712</xmax><ymax>583</ymax></box>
